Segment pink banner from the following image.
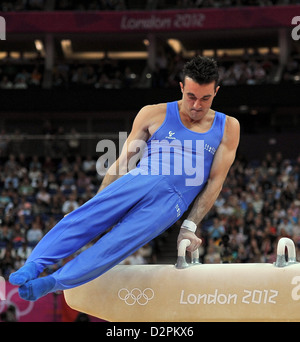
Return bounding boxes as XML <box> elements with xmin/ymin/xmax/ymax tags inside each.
<box><xmin>0</xmin><ymin>282</ymin><xmax>103</xmax><ymax>322</ymax></box>
<box><xmin>1</xmin><ymin>5</ymin><xmax>299</xmax><ymax>34</ymax></box>
<box><xmin>0</xmin><ymin>282</ymin><xmax>62</xmax><ymax>322</ymax></box>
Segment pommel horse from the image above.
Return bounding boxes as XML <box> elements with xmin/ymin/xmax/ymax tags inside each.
<box><xmin>64</xmin><ymin>237</ymin><xmax>300</xmax><ymax>322</ymax></box>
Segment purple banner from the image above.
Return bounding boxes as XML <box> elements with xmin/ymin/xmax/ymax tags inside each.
<box><xmin>0</xmin><ymin>5</ymin><xmax>298</xmax><ymax>34</ymax></box>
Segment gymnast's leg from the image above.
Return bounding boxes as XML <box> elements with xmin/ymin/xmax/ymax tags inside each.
<box><xmin>9</xmin><ymin>174</ymin><xmax>145</xmax><ymax>287</ymax></box>
<box><xmin>17</xmin><ymin>180</ymin><xmax>186</xmax><ymax>301</ymax></box>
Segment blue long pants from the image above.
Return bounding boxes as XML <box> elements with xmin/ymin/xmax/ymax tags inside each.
<box><xmin>25</xmin><ymin>173</ymin><xmax>187</xmax><ymax>291</ymax></box>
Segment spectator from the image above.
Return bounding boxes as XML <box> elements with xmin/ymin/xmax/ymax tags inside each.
<box><xmin>28</xmin><ymin>166</ymin><xmax>42</xmax><ymax>189</ymax></box>
<box><xmin>4</xmin><ymin>171</ymin><xmax>19</xmax><ymax>191</ymax></box>
<box><xmin>0</xmin><ymin>305</ymin><xmax>18</xmax><ymax>322</ymax></box>
<box><xmin>229</xmin><ymin>226</ymin><xmax>246</xmax><ymax>245</ymax></box>
<box><xmin>14</xmin><ymin>77</ymin><xmax>28</xmax><ymax>89</ymax></box>
<box><xmin>252</xmin><ymin>193</ymin><xmax>264</xmax><ymax>214</ymax></box>
<box><xmin>204</xmin><ymin>243</ymin><xmax>221</xmax><ymax>264</ymax></box>
<box><xmin>26</xmin><ymin>222</ymin><xmax>43</xmax><ymax>246</ymax></box>
<box><xmin>62</xmin><ymin>193</ymin><xmax>79</xmax><ymax>214</ymax></box>
<box><xmin>277</xmin><ymin>216</ymin><xmax>294</xmax><ymax>236</ymax></box>
<box><xmin>82</xmin><ymin>155</ymin><xmax>96</xmax><ymax>176</ymax></box>
<box><xmin>30</xmin><ymin>66</ymin><xmax>42</xmax><ymax>86</ymax></box>
<box><xmin>207</xmin><ymin>217</ymin><xmax>225</xmax><ymax>240</ymax></box>
<box><xmin>50</xmin><ymin>194</ymin><xmax>64</xmax><ymax>216</ymax></box>
<box><xmin>0</xmin><ymin>225</ymin><xmax>13</xmax><ymax>245</ymax></box>
<box><xmin>36</xmin><ymin>187</ymin><xmax>51</xmax><ymax>206</ymax></box>
<box><xmin>67</xmin><ymin>128</ymin><xmax>81</xmax><ymax>155</ymax></box>
<box><xmin>43</xmin><ymin>157</ymin><xmax>56</xmax><ymax>173</ymax></box>
<box><xmin>18</xmin><ymin>177</ymin><xmax>34</xmax><ymax>197</ymax></box>
<box><xmin>29</xmin><ymin>155</ymin><xmax>42</xmax><ymax>171</ymax></box>
<box><xmin>12</xmin><ymin>223</ymin><xmax>26</xmax><ymax>248</ymax></box>
<box><xmin>120</xmin><ymin>249</ymin><xmax>146</xmax><ymax>265</ymax></box>
<box><xmin>0</xmin><ymin>129</ymin><xmax>9</xmax><ymax>156</ymax></box>
<box><xmin>246</xmin><ymin>236</ymin><xmax>262</xmax><ymax>262</ymax></box>
<box><xmin>4</xmin><ymin>154</ymin><xmax>18</xmax><ymax>174</ymax></box>
<box><xmin>16</xmin><ymin>242</ymin><xmax>32</xmax><ymax>263</ymax></box>
<box><xmin>0</xmin><ymin>76</ymin><xmax>13</xmax><ymax>89</ymax></box>
<box><xmin>216</xmin><ymin>199</ymin><xmax>234</xmax><ymax>217</ymax></box>
<box><xmin>0</xmin><ymin>243</ymin><xmax>16</xmax><ymax>278</ymax></box>
<box><xmin>76</xmin><ymin>171</ymin><xmax>91</xmax><ymax>192</ymax></box>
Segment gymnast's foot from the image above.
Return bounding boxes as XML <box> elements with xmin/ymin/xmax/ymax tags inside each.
<box><xmin>9</xmin><ymin>262</ymin><xmax>40</xmax><ymax>286</ymax></box>
<box><xmin>19</xmin><ymin>276</ymin><xmax>56</xmax><ymax>302</ymax></box>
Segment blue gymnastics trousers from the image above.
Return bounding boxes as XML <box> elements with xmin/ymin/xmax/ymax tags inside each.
<box><xmin>25</xmin><ymin>172</ymin><xmax>187</xmax><ymax>291</ymax></box>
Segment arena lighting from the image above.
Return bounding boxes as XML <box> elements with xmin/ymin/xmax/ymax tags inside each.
<box><xmin>0</xmin><ymin>51</ymin><xmax>39</xmax><ymax>59</ymax></box>
<box><xmin>294</xmin><ymin>75</ymin><xmax>300</xmax><ymax>82</ymax></box>
<box><xmin>60</xmin><ymin>39</ymin><xmax>147</xmax><ymax>60</ymax></box>
<box><xmin>107</xmin><ymin>51</ymin><xmax>147</xmax><ymax>59</ymax></box>
<box><xmin>61</xmin><ymin>39</ymin><xmax>73</xmax><ymax>56</ymax></box>
<box><xmin>34</xmin><ymin>40</ymin><xmax>44</xmax><ymax>52</ymax></box>
<box><xmin>143</xmin><ymin>39</ymin><xmax>150</xmax><ymax>46</ymax></box>
<box><xmin>167</xmin><ymin>39</ymin><xmax>183</xmax><ymax>54</ymax></box>
<box><xmin>250</xmin><ymin>109</ymin><xmax>259</xmax><ymax>116</ymax></box>
<box><xmin>167</xmin><ymin>39</ymin><xmax>197</xmax><ymax>58</ymax></box>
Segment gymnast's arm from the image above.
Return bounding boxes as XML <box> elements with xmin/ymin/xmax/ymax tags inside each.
<box><xmin>97</xmin><ymin>107</ymin><xmax>151</xmax><ymax>193</ymax></box>
<box><xmin>177</xmin><ymin>115</ymin><xmax>240</xmax><ymax>252</ymax></box>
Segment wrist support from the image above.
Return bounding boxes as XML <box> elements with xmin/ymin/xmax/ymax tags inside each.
<box><xmin>181</xmin><ymin>219</ymin><xmax>197</xmax><ymax>233</ymax></box>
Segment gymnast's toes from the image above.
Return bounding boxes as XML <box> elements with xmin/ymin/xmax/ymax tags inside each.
<box><xmin>9</xmin><ymin>262</ymin><xmax>39</xmax><ymax>286</ymax></box>
<box><xmin>18</xmin><ymin>276</ymin><xmax>56</xmax><ymax>302</ymax></box>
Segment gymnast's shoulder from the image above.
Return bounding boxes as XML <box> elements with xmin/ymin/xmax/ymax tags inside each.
<box><xmin>224</xmin><ymin>114</ymin><xmax>240</xmax><ymax>133</ymax></box>
<box><xmin>134</xmin><ymin>102</ymin><xmax>168</xmax><ymax>123</ymax></box>
<box><xmin>138</xmin><ymin>102</ymin><xmax>167</xmax><ymax>116</ymax></box>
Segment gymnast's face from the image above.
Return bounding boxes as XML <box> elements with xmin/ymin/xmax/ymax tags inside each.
<box><xmin>180</xmin><ymin>77</ymin><xmax>219</xmax><ymax>120</ymax></box>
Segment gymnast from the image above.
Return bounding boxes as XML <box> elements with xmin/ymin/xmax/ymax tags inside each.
<box><xmin>9</xmin><ymin>55</ymin><xmax>240</xmax><ymax>301</ymax></box>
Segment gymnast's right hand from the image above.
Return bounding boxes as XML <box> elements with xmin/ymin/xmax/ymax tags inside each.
<box><xmin>177</xmin><ymin>228</ymin><xmax>202</xmax><ymax>253</ymax></box>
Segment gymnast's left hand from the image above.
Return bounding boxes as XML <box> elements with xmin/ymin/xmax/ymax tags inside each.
<box><xmin>177</xmin><ymin>228</ymin><xmax>202</xmax><ymax>253</ymax></box>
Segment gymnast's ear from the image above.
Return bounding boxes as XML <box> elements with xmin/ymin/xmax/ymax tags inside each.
<box><xmin>214</xmin><ymin>85</ymin><xmax>220</xmax><ymax>96</ymax></box>
<box><xmin>179</xmin><ymin>82</ymin><xmax>184</xmax><ymax>93</ymax></box>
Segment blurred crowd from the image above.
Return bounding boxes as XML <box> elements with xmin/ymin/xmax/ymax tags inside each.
<box><xmin>0</xmin><ymin>0</ymin><xmax>299</xmax><ymax>11</ymax></box>
<box><xmin>0</xmin><ymin>123</ymin><xmax>300</xmax><ymax>277</ymax></box>
<box><xmin>0</xmin><ymin>133</ymin><xmax>164</xmax><ymax>279</ymax></box>
<box><xmin>2</xmin><ymin>49</ymin><xmax>298</xmax><ymax>90</ymax></box>
<box><xmin>198</xmin><ymin>151</ymin><xmax>300</xmax><ymax>265</ymax></box>
<box><xmin>0</xmin><ymin>52</ymin><xmax>45</xmax><ymax>90</ymax></box>
<box><xmin>51</xmin><ymin>50</ymin><xmax>282</xmax><ymax>89</ymax></box>
<box><xmin>1</xmin><ymin>0</ymin><xmax>299</xmax><ymax>89</ymax></box>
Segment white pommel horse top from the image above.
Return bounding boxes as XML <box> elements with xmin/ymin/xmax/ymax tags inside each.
<box><xmin>64</xmin><ymin>237</ymin><xmax>300</xmax><ymax>322</ymax></box>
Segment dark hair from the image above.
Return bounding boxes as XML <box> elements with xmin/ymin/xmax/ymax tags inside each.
<box><xmin>182</xmin><ymin>56</ymin><xmax>219</xmax><ymax>89</ymax></box>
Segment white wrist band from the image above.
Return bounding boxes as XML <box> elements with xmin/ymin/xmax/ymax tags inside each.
<box><xmin>181</xmin><ymin>219</ymin><xmax>197</xmax><ymax>233</ymax></box>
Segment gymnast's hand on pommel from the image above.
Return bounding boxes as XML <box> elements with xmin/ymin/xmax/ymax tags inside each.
<box><xmin>177</xmin><ymin>227</ymin><xmax>202</xmax><ymax>253</ymax></box>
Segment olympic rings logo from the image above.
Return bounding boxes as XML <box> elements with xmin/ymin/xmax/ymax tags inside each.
<box><xmin>0</xmin><ymin>287</ymin><xmax>34</xmax><ymax>319</ymax></box>
<box><xmin>118</xmin><ymin>288</ymin><xmax>154</xmax><ymax>306</ymax></box>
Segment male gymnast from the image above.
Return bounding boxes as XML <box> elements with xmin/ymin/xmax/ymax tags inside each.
<box><xmin>9</xmin><ymin>56</ymin><xmax>240</xmax><ymax>301</ymax></box>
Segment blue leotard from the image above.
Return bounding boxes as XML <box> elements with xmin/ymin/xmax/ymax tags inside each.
<box><xmin>24</xmin><ymin>101</ymin><xmax>226</xmax><ymax>291</ymax></box>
